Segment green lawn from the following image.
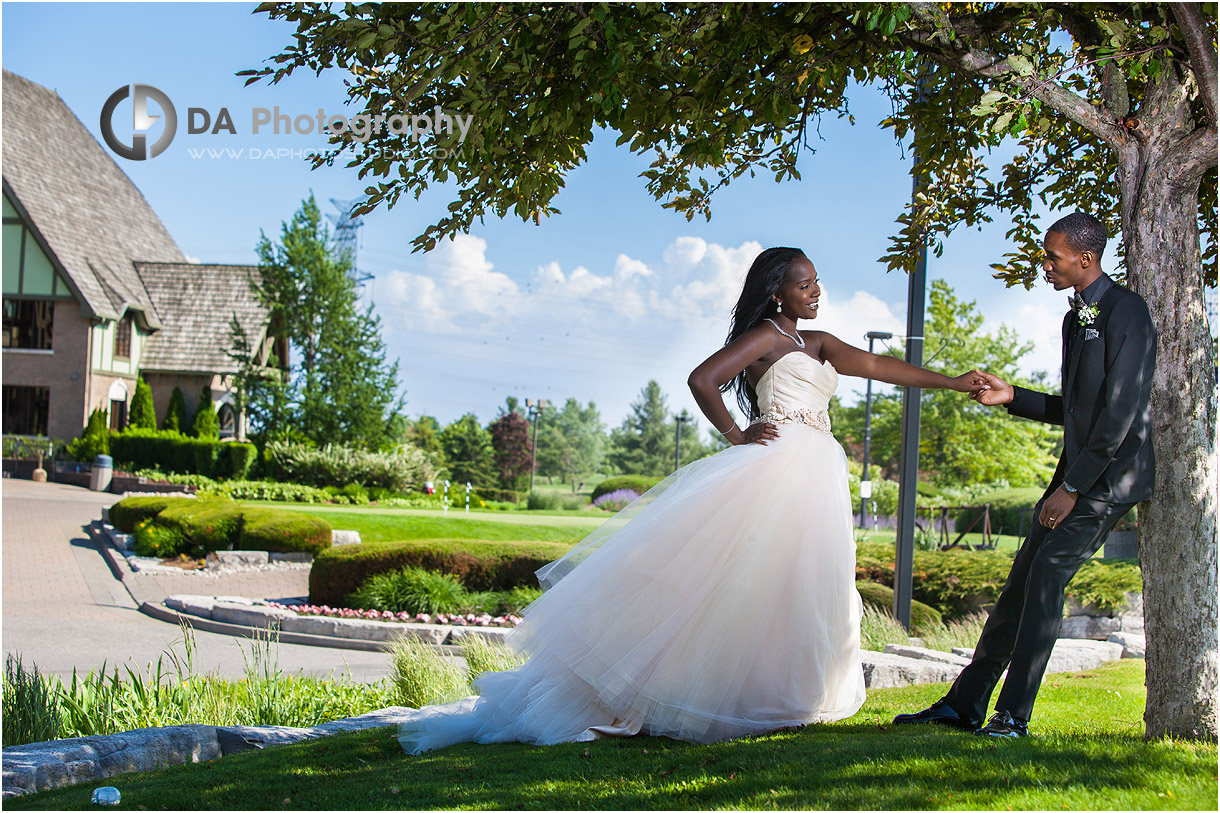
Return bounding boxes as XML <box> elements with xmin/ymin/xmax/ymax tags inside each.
<box><xmin>9</xmin><ymin>661</ymin><xmax>1214</xmax><ymax>811</ymax></box>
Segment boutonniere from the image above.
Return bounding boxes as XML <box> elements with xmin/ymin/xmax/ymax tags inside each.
<box><xmin>1077</xmin><ymin>303</ymin><xmax>1100</xmax><ymax>326</ymax></box>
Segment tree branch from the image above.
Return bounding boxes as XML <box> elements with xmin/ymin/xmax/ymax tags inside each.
<box><xmin>1170</xmin><ymin>2</ymin><xmax>1218</xmax><ymax>131</ymax></box>
<box><xmin>902</xmin><ymin>2</ymin><xmax>1129</xmax><ymax>152</ymax></box>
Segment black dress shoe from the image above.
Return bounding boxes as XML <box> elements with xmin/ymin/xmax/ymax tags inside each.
<box><xmin>974</xmin><ymin>710</ymin><xmax>1029</xmax><ymax>738</ymax></box>
<box><xmin>893</xmin><ymin>700</ymin><xmax>981</xmax><ymax>731</ymax></box>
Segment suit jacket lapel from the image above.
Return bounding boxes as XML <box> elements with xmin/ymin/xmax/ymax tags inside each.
<box><xmin>1064</xmin><ymin>274</ymin><xmax>1115</xmax><ymax>402</ymax></box>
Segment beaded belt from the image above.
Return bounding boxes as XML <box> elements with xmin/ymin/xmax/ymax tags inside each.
<box><xmin>752</xmin><ymin>407</ymin><xmax>832</xmax><ymax>434</ymax></box>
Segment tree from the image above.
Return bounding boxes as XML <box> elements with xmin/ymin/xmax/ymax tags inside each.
<box><xmin>833</xmin><ymin>281</ymin><xmax>1059</xmax><ymax>487</ymax></box>
<box><xmin>538</xmin><ymin>398</ymin><xmax>608</xmax><ymax>488</ymax></box>
<box><xmin>488</xmin><ymin>404</ymin><xmax>533</xmax><ymax>491</ymax></box>
<box><xmin>252</xmin><ymin>195</ymin><xmax>401</xmax><ymax>449</ymax></box>
<box><xmin>246</xmin><ymin>2</ymin><xmax>1216</xmax><ymax>739</ymax></box>
<box><xmin>162</xmin><ymin>386</ymin><xmax>187</xmax><ymax>433</ymax></box>
<box><xmin>439</xmin><ymin>413</ymin><xmax>496</xmax><ymax>491</ymax></box>
<box><xmin>608</xmin><ymin>381</ymin><xmax>677</xmax><ymax>477</ymax></box>
<box><xmin>67</xmin><ymin>407</ymin><xmax>109</xmax><ymax>462</ymax></box>
<box><xmin>190</xmin><ymin>387</ymin><xmax>219</xmax><ymax>440</ymax></box>
<box><xmin>128</xmin><ymin>378</ymin><xmax>156</xmax><ymax>431</ymax></box>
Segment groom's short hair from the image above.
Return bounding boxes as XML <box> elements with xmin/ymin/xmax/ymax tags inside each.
<box><xmin>1048</xmin><ymin>212</ymin><xmax>1107</xmax><ymax>259</ymax></box>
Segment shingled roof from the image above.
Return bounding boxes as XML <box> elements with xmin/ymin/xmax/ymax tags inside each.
<box><xmin>136</xmin><ymin>262</ymin><xmax>270</xmax><ymax>374</ymax></box>
<box><xmin>2</xmin><ymin>70</ymin><xmax>184</xmax><ymax>326</ymax></box>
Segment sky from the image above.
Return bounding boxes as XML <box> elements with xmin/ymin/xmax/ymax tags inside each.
<box><xmin>4</xmin><ymin>2</ymin><xmax>1208</xmax><ymax>436</ymax></box>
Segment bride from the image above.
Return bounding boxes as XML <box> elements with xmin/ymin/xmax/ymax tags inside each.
<box><xmin>398</xmin><ymin>247</ymin><xmax>986</xmax><ymax>753</ymax></box>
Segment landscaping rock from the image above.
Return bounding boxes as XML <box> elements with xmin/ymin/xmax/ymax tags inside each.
<box><xmin>882</xmin><ymin>644</ymin><xmax>971</xmax><ymax>667</ymax></box>
<box><xmin>859</xmin><ymin>650</ymin><xmax>963</xmax><ymax>689</ymax></box>
<box><xmin>207</xmin><ymin>550</ymin><xmax>269</xmax><ymax>566</ymax></box>
<box><xmin>331</xmin><ymin>530</ymin><xmax>361</xmax><ymax>546</ymax></box>
<box><xmin>1058</xmin><ymin>615</ymin><xmax>1121</xmax><ymax>640</ymax></box>
<box><xmin>1108</xmin><ymin>632</ymin><xmax>1146</xmax><ymax>659</ymax></box>
<box><xmin>1118</xmin><ymin>614</ymin><xmax>1145</xmax><ymax>634</ymax></box>
<box><xmin>447</xmin><ymin>627</ymin><xmax>514</xmax><ymax>646</ymax></box>
<box><xmin>164</xmin><ymin>595</ymin><xmax>216</xmax><ymax>619</ymax></box>
<box><xmin>1</xmin><ymin>725</ymin><xmax>219</xmax><ymax>799</ymax></box>
<box><xmin>1045</xmin><ymin>638</ymin><xmax>1123</xmax><ymax>673</ymax></box>
<box><xmin>269</xmin><ymin>552</ymin><xmax>313</xmax><ymax>563</ymax></box>
<box><xmin>951</xmin><ymin>647</ymin><xmax>975</xmax><ymax>659</ymax></box>
<box><xmin>210</xmin><ymin>601</ymin><xmax>296</xmax><ymax>629</ymax></box>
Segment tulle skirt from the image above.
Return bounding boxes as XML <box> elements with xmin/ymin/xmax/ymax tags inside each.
<box><xmin>397</xmin><ymin>423</ymin><xmax>865</xmax><ymax>754</ymax></box>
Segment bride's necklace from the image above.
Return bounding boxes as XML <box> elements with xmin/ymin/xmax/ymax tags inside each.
<box><xmin>764</xmin><ymin>318</ymin><xmax>805</xmax><ymax>348</ymax></box>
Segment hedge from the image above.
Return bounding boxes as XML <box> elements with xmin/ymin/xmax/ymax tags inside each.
<box><xmin>308</xmin><ymin>538</ymin><xmax>573</xmax><ymax>607</ymax></box>
<box><xmin>591</xmin><ymin>475</ymin><xmax>664</xmax><ymax>502</ymax></box>
<box><xmin>855</xmin><ymin>580</ymin><xmax>944</xmax><ymax>636</ymax></box>
<box><xmin>109</xmin><ymin>429</ymin><xmax>256</xmax><ymax>480</ymax></box>
<box><xmin>855</xmin><ymin>541</ymin><xmax>1143</xmax><ymax>618</ymax></box>
<box><xmin>108</xmin><ymin>495</ymin><xmax>331</xmax><ymax>557</ymax></box>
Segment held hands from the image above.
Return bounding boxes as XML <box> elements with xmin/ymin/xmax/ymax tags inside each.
<box><xmin>964</xmin><ymin>370</ymin><xmax>1015</xmax><ymax>406</ymax></box>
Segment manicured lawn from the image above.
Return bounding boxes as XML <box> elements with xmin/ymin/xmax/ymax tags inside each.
<box><xmin>9</xmin><ymin>661</ymin><xmax>1214</xmax><ymax>811</ymax></box>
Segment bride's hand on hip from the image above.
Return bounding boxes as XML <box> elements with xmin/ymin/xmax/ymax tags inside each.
<box><xmin>739</xmin><ymin>422</ymin><xmax>779</xmax><ymax>446</ymax></box>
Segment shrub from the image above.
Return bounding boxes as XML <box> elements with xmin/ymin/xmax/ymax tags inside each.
<box><xmin>129</xmin><ymin>378</ymin><xmax>156</xmax><ymax>430</ymax></box>
<box><xmin>109</xmin><ymin>496</ymin><xmax>184</xmax><ymax>532</ymax></box>
<box><xmin>560</xmin><ymin>494</ymin><xmax>588</xmax><ymax>511</ymax></box>
<box><xmin>388</xmin><ymin>636</ymin><xmax>469</xmax><ymax>709</ymax></box>
<box><xmin>496</xmin><ymin>585</ymin><xmax>542</xmax><ymax>615</ymax></box>
<box><xmin>193</xmin><ymin>440</ymin><xmax>221</xmax><ymax>478</ymax></box>
<box><xmin>954</xmin><ymin>487</ymin><xmax>1044</xmax><ymax>536</ymax></box>
<box><xmin>848</xmin><ymin>473</ymin><xmax>901</xmax><ymax>517</ymax></box>
<box><xmin>309</xmin><ymin>538</ymin><xmax>571</xmax><ymax>607</ymax></box>
<box><xmin>349</xmin><ymin>567</ymin><xmax>469</xmax><ymax>614</ymax></box>
<box><xmin>238</xmin><ymin>508</ymin><xmax>332</xmax><ymax>555</ymax></box>
<box><xmin>591</xmin><ymin>475</ymin><xmax>663</xmax><ymax>502</ymax></box>
<box><xmin>191</xmin><ymin>388</ymin><xmax>219</xmax><ymax>439</ymax></box>
<box><xmin>202</xmin><ymin>480</ymin><xmax>332</xmax><ymax>503</ymax></box>
<box><xmin>224</xmin><ymin>442</ymin><xmax>257</xmax><ymax>480</ymax></box>
<box><xmin>110</xmin><ymin>430</ymin><xmax>246</xmax><ymax>479</ymax></box>
<box><xmin>133</xmin><ymin>519</ymin><xmax>186</xmax><ymax>557</ymax></box>
<box><xmin>162</xmin><ymin>386</ymin><xmax>187</xmax><ymax>432</ymax></box>
<box><xmin>155</xmin><ymin>499</ymin><xmax>244</xmax><ymax>552</ymax></box>
<box><xmin>477</xmin><ymin>487</ymin><xmax>527</xmax><ymax>504</ymax></box>
<box><xmin>855</xmin><ymin>580</ymin><xmax>944</xmax><ymax>636</ymax></box>
<box><xmin>266</xmin><ymin>440</ymin><xmax>439</xmax><ymax>493</ymax></box>
<box><xmin>526</xmin><ymin>491</ymin><xmax>560</xmax><ymax>510</ymax></box>
<box><xmin>3</xmin><ymin>654</ymin><xmax>61</xmax><ymax>747</ymax></box>
<box><xmin>67</xmin><ymin>407</ymin><xmax>109</xmax><ymax>462</ymax></box>
<box><xmin>1070</xmin><ymin>560</ymin><xmax>1143</xmax><ymax>611</ymax></box>
<box><xmin>592</xmin><ymin>488</ymin><xmax>639</xmax><ymax>512</ymax></box>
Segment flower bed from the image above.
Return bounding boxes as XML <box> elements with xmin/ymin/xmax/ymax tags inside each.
<box><xmin>265</xmin><ymin>602</ymin><xmax>523</xmax><ymax>628</ymax></box>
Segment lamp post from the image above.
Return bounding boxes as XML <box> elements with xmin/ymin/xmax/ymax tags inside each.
<box><xmin>860</xmin><ymin>331</ymin><xmax>893</xmax><ymax>528</ymax></box>
<box><xmin>525</xmin><ymin>398</ymin><xmax>550</xmax><ymax>494</ymax></box>
<box><xmin>674</xmin><ymin>415</ymin><xmax>691</xmax><ymax>472</ymax></box>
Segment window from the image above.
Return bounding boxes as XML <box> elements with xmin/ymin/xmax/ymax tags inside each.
<box><xmin>3</xmin><ymin>299</ymin><xmax>53</xmax><ymax>349</ymax></box>
<box><xmin>114</xmin><ymin>315</ymin><xmax>132</xmax><ymax>359</ymax></box>
<box><xmin>217</xmin><ymin>403</ymin><xmax>237</xmax><ymax>439</ymax></box>
<box><xmin>109</xmin><ymin>398</ymin><xmax>127</xmax><ymax>431</ymax></box>
<box><xmin>3</xmin><ymin>385</ymin><xmax>49</xmax><ymax>435</ymax></box>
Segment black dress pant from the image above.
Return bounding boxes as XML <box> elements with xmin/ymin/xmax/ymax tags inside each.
<box><xmin>942</xmin><ymin>493</ymin><xmax>1136</xmax><ymax>723</ymax></box>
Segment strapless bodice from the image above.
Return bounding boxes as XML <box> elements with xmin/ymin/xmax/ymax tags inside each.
<box><xmin>753</xmin><ymin>352</ymin><xmax>838</xmax><ymax>432</ymax></box>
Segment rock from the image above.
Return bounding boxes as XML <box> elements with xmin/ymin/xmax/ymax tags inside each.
<box><xmin>1045</xmin><ymin>638</ymin><xmax>1123</xmax><ymax>673</ymax></box>
<box><xmin>882</xmin><ymin>644</ymin><xmax>971</xmax><ymax>667</ymax></box>
<box><xmin>1118</xmin><ymin>615</ymin><xmax>1145</xmax><ymax>634</ymax></box>
<box><xmin>447</xmin><ymin>627</ymin><xmax>513</xmax><ymax>646</ymax></box>
<box><xmin>277</xmin><ymin>614</ymin><xmax>345</xmax><ymax>638</ymax></box>
<box><xmin>269</xmin><ymin>552</ymin><xmax>313</xmax><ymax>563</ymax></box>
<box><xmin>1108</xmin><ymin>632</ymin><xmax>1146</xmax><ymax>659</ymax></box>
<box><xmin>951</xmin><ymin>647</ymin><xmax>975</xmax><ymax>659</ymax></box>
<box><xmin>206</xmin><ymin>550</ymin><xmax>269</xmax><ymax>566</ymax></box>
<box><xmin>859</xmin><ymin>650</ymin><xmax>963</xmax><ymax>689</ymax></box>
<box><xmin>163</xmin><ymin>596</ymin><xmax>216</xmax><ymax>619</ymax></box>
<box><xmin>209</xmin><ymin>602</ymin><xmax>295</xmax><ymax>629</ymax></box>
<box><xmin>331</xmin><ymin>530</ymin><xmax>361</xmax><ymax>546</ymax></box>
<box><xmin>1058</xmin><ymin>615</ymin><xmax>1121</xmax><ymax>640</ymax></box>
<box><xmin>312</xmin><ymin>707</ymin><xmax>415</xmax><ymax>736</ymax></box>
<box><xmin>1</xmin><ymin>725</ymin><xmax>219</xmax><ymax>798</ymax></box>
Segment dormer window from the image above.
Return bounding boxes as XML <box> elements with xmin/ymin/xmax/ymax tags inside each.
<box><xmin>114</xmin><ymin>314</ymin><xmax>132</xmax><ymax>359</ymax></box>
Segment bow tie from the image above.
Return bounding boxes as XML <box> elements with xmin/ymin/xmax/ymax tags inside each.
<box><xmin>1069</xmin><ymin>292</ymin><xmax>1086</xmax><ymax>311</ymax></box>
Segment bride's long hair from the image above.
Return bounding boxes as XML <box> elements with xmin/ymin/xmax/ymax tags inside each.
<box><xmin>721</xmin><ymin>247</ymin><xmax>808</xmax><ymax>419</ymax></box>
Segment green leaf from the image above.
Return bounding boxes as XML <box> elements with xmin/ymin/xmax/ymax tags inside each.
<box><xmin>1006</xmin><ymin>54</ymin><xmax>1035</xmax><ymax>77</ymax></box>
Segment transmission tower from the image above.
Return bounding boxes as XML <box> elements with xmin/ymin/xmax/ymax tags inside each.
<box><xmin>328</xmin><ymin>198</ymin><xmax>372</xmax><ymax>289</ymax></box>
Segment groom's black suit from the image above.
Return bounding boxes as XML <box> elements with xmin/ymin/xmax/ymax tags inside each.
<box><xmin>943</xmin><ymin>272</ymin><xmax>1156</xmax><ymax>723</ymax></box>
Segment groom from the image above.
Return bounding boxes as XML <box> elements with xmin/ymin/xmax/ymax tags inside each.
<box><xmin>894</xmin><ymin>211</ymin><xmax>1156</xmax><ymax>738</ymax></box>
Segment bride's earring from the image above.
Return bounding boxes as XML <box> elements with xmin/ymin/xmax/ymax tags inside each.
<box><xmin>775</xmin><ymin>300</ymin><xmax>782</xmax><ymax>313</ymax></box>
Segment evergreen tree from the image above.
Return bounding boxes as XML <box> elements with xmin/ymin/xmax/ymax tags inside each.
<box><xmin>439</xmin><ymin>413</ymin><xmax>496</xmax><ymax>490</ymax></box>
<box><xmin>536</xmin><ymin>398</ymin><xmax>607</xmax><ymax>487</ymax></box>
<box><xmin>162</xmin><ymin>386</ymin><xmax>187</xmax><ymax>433</ymax></box>
<box><xmin>68</xmin><ymin>407</ymin><xmax>109</xmax><ymax>461</ymax></box>
<box><xmin>250</xmin><ymin>194</ymin><xmax>401</xmax><ymax>448</ymax></box>
<box><xmin>128</xmin><ymin>378</ymin><xmax>156</xmax><ymax>430</ymax></box>
<box><xmin>607</xmin><ymin>381</ymin><xmax>675</xmax><ymax>477</ymax></box>
<box><xmin>191</xmin><ymin>387</ymin><xmax>219</xmax><ymax>439</ymax></box>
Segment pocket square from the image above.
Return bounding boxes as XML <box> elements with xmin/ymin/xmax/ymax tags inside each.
<box><xmin>1084</xmin><ymin>328</ymin><xmax>1099</xmax><ymax>340</ymax></box>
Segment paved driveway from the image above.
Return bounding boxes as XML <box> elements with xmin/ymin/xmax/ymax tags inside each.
<box><xmin>2</xmin><ymin>478</ymin><xmax>395</xmax><ymax>682</ymax></box>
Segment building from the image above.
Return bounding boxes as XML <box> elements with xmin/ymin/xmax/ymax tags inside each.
<box><xmin>2</xmin><ymin>70</ymin><xmax>283</xmax><ymax>444</ymax></box>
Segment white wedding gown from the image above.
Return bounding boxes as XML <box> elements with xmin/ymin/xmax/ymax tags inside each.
<box><xmin>398</xmin><ymin>351</ymin><xmax>865</xmax><ymax>753</ymax></box>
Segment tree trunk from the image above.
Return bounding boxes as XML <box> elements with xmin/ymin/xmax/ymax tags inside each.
<box><xmin>1122</xmin><ymin>131</ymin><xmax>1219</xmax><ymax>740</ymax></box>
